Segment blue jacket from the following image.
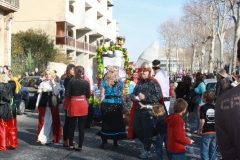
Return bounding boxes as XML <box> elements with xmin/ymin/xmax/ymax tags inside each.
<box><xmin>194</xmin><ymin>82</ymin><xmax>205</xmax><ymax>104</ymax></box>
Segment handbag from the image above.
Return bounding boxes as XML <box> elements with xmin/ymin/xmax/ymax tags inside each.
<box><xmin>186</xmin><ymin>89</ymin><xmax>200</xmax><ymax>104</ymax></box>
<box><xmin>51</xmin><ymin>91</ymin><xmax>58</xmax><ymax>107</ymax></box>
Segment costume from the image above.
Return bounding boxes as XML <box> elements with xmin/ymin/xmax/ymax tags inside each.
<box><xmin>0</xmin><ymin>77</ymin><xmax>18</xmax><ymax>151</ymax></box>
<box><xmin>97</xmin><ymin>79</ymin><xmax>126</xmax><ymax>143</ymax></box>
<box><xmin>65</xmin><ymin>76</ymin><xmax>90</xmax><ymax>148</ymax></box>
<box><xmin>36</xmin><ymin>81</ymin><xmax>62</xmax><ymax>144</ymax></box>
<box><xmin>165</xmin><ymin>114</ymin><xmax>191</xmax><ymax>154</ymax></box>
<box><xmin>128</xmin><ymin>78</ymin><xmax>163</xmax><ymax>152</ymax></box>
<box><xmin>154</xmin><ymin>70</ymin><xmax>170</xmax><ymax>114</ymax></box>
<box><xmin>215</xmin><ymin>85</ymin><xmax>240</xmax><ymax>160</ymax></box>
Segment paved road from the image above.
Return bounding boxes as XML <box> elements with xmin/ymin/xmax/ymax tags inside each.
<box><xmin>0</xmin><ymin>98</ymin><xmax>220</xmax><ymax>160</ymax></box>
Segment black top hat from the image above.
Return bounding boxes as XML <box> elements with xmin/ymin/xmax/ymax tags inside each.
<box><xmin>152</xmin><ymin>60</ymin><xmax>161</xmax><ymax>69</ymax></box>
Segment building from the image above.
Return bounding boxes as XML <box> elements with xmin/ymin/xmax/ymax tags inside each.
<box><xmin>0</xmin><ymin>0</ymin><xmax>19</xmax><ymax>66</ymax></box>
<box><xmin>12</xmin><ymin>0</ymin><xmax>118</xmax><ymax>70</ymax></box>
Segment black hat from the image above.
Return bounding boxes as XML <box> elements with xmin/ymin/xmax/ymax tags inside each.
<box><xmin>152</xmin><ymin>60</ymin><xmax>161</xmax><ymax>70</ymax></box>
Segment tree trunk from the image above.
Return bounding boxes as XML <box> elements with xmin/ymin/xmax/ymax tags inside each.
<box><xmin>232</xmin><ymin>3</ymin><xmax>240</xmax><ymax>73</ymax></box>
<box><xmin>208</xmin><ymin>36</ymin><xmax>215</xmax><ymax>73</ymax></box>
<box><xmin>219</xmin><ymin>37</ymin><xmax>224</xmax><ymax>68</ymax></box>
<box><xmin>191</xmin><ymin>46</ymin><xmax>196</xmax><ymax>74</ymax></box>
<box><xmin>201</xmin><ymin>45</ymin><xmax>206</xmax><ymax>73</ymax></box>
<box><xmin>176</xmin><ymin>46</ymin><xmax>179</xmax><ymax>69</ymax></box>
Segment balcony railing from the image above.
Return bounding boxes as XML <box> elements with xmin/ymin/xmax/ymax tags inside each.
<box><xmin>56</xmin><ymin>35</ymin><xmax>96</xmax><ymax>53</ymax></box>
<box><xmin>89</xmin><ymin>44</ymin><xmax>97</xmax><ymax>53</ymax></box>
<box><xmin>76</xmin><ymin>40</ymin><xmax>96</xmax><ymax>54</ymax></box>
<box><xmin>56</xmin><ymin>35</ymin><xmax>75</xmax><ymax>48</ymax></box>
<box><xmin>2</xmin><ymin>0</ymin><xmax>19</xmax><ymax>7</ymax></box>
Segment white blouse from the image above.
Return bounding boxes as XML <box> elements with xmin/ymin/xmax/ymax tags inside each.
<box><xmin>35</xmin><ymin>81</ymin><xmax>60</xmax><ymax>106</ymax></box>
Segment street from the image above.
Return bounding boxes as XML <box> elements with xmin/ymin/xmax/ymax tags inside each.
<box><xmin>0</xmin><ymin>98</ymin><xmax>220</xmax><ymax>160</ymax></box>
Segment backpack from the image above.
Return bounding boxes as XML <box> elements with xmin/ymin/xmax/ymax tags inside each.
<box><xmin>0</xmin><ymin>83</ymin><xmax>13</xmax><ymax>104</ymax></box>
<box><xmin>0</xmin><ymin>83</ymin><xmax>16</xmax><ymax>120</ymax></box>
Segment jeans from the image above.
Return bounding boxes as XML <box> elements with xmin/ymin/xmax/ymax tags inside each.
<box><xmin>193</xmin><ymin>104</ymin><xmax>200</xmax><ymax>131</ymax></box>
<box><xmin>156</xmin><ymin>134</ymin><xmax>171</xmax><ymax>160</ymax></box>
<box><xmin>133</xmin><ymin>110</ymin><xmax>153</xmax><ymax>151</ymax></box>
<box><xmin>200</xmin><ymin>134</ymin><xmax>216</xmax><ymax>160</ymax></box>
<box><xmin>169</xmin><ymin>153</ymin><xmax>186</xmax><ymax>160</ymax></box>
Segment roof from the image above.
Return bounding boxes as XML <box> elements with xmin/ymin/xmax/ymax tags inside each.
<box><xmin>204</xmin><ymin>79</ymin><xmax>217</xmax><ymax>84</ymax></box>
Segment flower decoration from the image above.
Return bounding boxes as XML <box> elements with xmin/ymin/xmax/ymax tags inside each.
<box><xmin>96</xmin><ymin>38</ymin><xmax>134</xmax><ymax>95</ymax></box>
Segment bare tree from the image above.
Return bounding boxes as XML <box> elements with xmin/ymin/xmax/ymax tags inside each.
<box><xmin>213</xmin><ymin>0</ymin><xmax>231</xmax><ymax>68</ymax></box>
<box><xmin>228</xmin><ymin>0</ymin><xmax>240</xmax><ymax>73</ymax></box>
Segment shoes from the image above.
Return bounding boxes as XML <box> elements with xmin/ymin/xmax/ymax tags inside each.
<box><xmin>139</xmin><ymin>150</ymin><xmax>152</xmax><ymax>159</ymax></box>
<box><xmin>63</xmin><ymin>140</ymin><xmax>69</xmax><ymax>147</ymax></box>
<box><xmin>74</xmin><ymin>147</ymin><xmax>82</xmax><ymax>151</ymax></box>
<box><xmin>99</xmin><ymin>143</ymin><xmax>107</xmax><ymax>149</ymax></box>
<box><xmin>68</xmin><ymin>146</ymin><xmax>75</xmax><ymax>151</ymax></box>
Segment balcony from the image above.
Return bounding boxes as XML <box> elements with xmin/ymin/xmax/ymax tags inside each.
<box><xmin>76</xmin><ymin>40</ymin><xmax>96</xmax><ymax>54</ymax></box>
<box><xmin>77</xmin><ymin>16</ymin><xmax>94</xmax><ymax>30</ymax></box>
<box><xmin>56</xmin><ymin>35</ymin><xmax>75</xmax><ymax>50</ymax></box>
<box><xmin>66</xmin><ymin>11</ymin><xmax>75</xmax><ymax>26</ymax></box>
<box><xmin>69</xmin><ymin>0</ymin><xmax>75</xmax><ymax>4</ymax></box>
<box><xmin>96</xmin><ymin>24</ymin><xmax>104</xmax><ymax>35</ymax></box>
<box><xmin>0</xmin><ymin>0</ymin><xmax>19</xmax><ymax>11</ymax></box>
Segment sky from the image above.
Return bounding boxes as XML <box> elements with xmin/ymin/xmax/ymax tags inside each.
<box><xmin>112</xmin><ymin>0</ymin><xmax>184</xmax><ymax>62</ymax></box>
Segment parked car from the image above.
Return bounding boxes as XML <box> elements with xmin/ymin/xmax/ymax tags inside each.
<box><xmin>19</xmin><ymin>76</ymin><xmax>41</xmax><ymax>108</ymax></box>
<box><xmin>204</xmin><ymin>79</ymin><xmax>217</xmax><ymax>92</ymax></box>
<box><xmin>12</xmin><ymin>84</ymin><xmax>29</xmax><ymax>115</ymax></box>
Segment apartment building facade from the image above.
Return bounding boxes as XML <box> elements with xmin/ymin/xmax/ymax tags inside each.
<box><xmin>0</xmin><ymin>0</ymin><xmax>19</xmax><ymax>66</ymax></box>
<box><xmin>12</xmin><ymin>0</ymin><xmax>118</xmax><ymax>69</ymax></box>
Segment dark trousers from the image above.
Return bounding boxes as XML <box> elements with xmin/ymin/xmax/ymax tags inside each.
<box><xmin>68</xmin><ymin>116</ymin><xmax>86</xmax><ymax>147</ymax></box>
<box><xmin>63</xmin><ymin>110</ymin><xmax>70</xmax><ymax>141</ymax></box>
<box><xmin>133</xmin><ymin>110</ymin><xmax>153</xmax><ymax>151</ymax></box>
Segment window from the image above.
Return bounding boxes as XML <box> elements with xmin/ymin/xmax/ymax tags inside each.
<box><xmin>69</xmin><ymin>5</ymin><xmax>74</xmax><ymax>13</ymax></box>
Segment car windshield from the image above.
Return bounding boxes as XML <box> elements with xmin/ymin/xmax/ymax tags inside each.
<box><xmin>20</xmin><ymin>77</ymin><xmax>40</xmax><ymax>87</ymax></box>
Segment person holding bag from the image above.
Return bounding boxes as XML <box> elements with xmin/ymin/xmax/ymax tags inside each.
<box><xmin>193</xmin><ymin>72</ymin><xmax>205</xmax><ymax>134</ymax></box>
<box><xmin>35</xmin><ymin>69</ymin><xmax>62</xmax><ymax>145</ymax></box>
<box><xmin>65</xmin><ymin>66</ymin><xmax>90</xmax><ymax>151</ymax></box>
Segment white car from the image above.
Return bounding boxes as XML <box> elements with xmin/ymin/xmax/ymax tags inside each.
<box><xmin>204</xmin><ymin>79</ymin><xmax>217</xmax><ymax>92</ymax></box>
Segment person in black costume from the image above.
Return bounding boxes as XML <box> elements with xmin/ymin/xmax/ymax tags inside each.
<box><xmin>62</xmin><ymin>64</ymin><xmax>75</xmax><ymax>147</ymax></box>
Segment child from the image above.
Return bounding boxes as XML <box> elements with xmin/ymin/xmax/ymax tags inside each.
<box><xmin>152</xmin><ymin>103</ymin><xmax>171</xmax><ymax>160</ymax></box>
<box><xmin>165</xmin><ymin>98</ymin><xmax>194</xmax><ymax>159</ymax></box>
<box><xmin>198</xmin><ymin>91</ymin><xmax>216</xmax><ymax>160</ymax></box>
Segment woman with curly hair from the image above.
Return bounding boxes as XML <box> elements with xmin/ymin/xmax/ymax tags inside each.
<box><xmin>97</xmin><ymin>66</ymin><xmax>126</xmax><ymax>149</ymax></box>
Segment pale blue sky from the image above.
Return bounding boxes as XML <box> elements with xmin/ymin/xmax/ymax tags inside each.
<box><xmin>113</xmin><ymin>0</ymin><xmax>184</xmax><ymax>62</ymax></box>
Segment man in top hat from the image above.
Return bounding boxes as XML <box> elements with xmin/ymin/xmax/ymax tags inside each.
<box><xmin>152</xmin><ymin>60</ymin><xmax>170</xmax><ymax>114</ymax></box>
<box><xmin>215</xmin><ymin>68</ymin><xmax>228</xmax><ymax>100</ymax></box>
<box><xmin>215</xmin><ymin>39</ymin><xmax>240</xmax><ymax>159</ymax></box>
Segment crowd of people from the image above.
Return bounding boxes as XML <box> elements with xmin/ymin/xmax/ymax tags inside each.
<box><xmin>1</xmin><ymin>41</ymin><xmax>240</xmax><ymax>160</ymax></box>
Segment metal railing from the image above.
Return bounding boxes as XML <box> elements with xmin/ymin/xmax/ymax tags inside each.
<box><xmin>76</xmin><ymin>41</ymin><xmax>96</xmax><ymax>53</ymax></box>
<box><xmin>89</xmin><ymin>44</ymin><xmax>96</xmax><ymax>53</ymax></box>
<box><xmin>56</xmin><ymin>35</ymin><xmax>75</xmax><ymax>48</ymax></box>
<box><xmin>2</xmin><ymin>0</ymin><xmax>19</xmax><ymax>7</ymax></box>
<box><xmin>56</xmin><ymin>35</ymin><xmax>96</xmax><ymax>53</ymax></box>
